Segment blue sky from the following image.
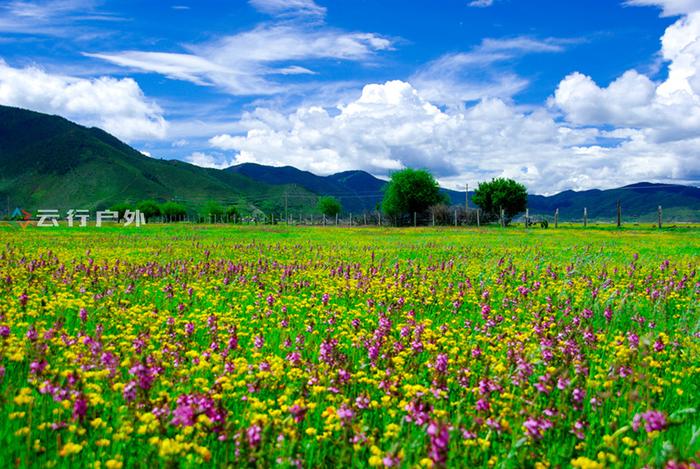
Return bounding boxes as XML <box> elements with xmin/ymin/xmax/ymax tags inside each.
<box><xmin>1</xmin><ymin>0</ymin><xmax>699</xmax><ymax>193</ymax></box>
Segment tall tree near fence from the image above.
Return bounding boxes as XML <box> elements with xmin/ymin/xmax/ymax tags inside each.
<box><xmin>381</xmin><ymin>168</ymin><xmax>448</xmax><ymax>225</ymax></box>
<box><xmin>317</xmin><ymin>196</ymin><xmax>341</xmax><ymax>218</ymax></box>
<box><xmin>473</xmin><ymin>178</ymin><xmax>527</xmax><ymax>226</ymax></box>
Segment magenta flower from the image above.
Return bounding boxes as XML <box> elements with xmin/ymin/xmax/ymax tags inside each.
<box><xmin>434</xmin><ymin>353</ymin><xmax>448</xmax><ymax>374</ymax></box>
<box><xmin>254</xmin><ymin>335</ymin><xmax>265</xmax><ymax>349</ymax></box>
<box><xmin>632</xmin><ymin>410</ymin><xmax>667</xmax><ymax>432</ymax></box>
<box><xmin>288</xmin><ymin>404</ymin><xmax>307</xmax><ymax>423</ymax></box>
<box><xmin>247</xmin><ymin>424</ymin><xmax>262</xmax><ymax>448</ymax></box>
<box><xmin>73</xmin><ymin>395</ymin><xmax>88</xmax><ymax>421</ymax></box>
<box><xmin>337</xmin><ymin>404</ymin><xmax>355</xmax><ymax>425</ymax></box>
<box><xmin>427</xmin><ymin>421</ymin><xmax>449</xmax><ymax>466</ymax></box>
<box><xmin>123</xmin><ymin>381</ymin><xmax>137</xmax><ymax>402</ymax></box>
<box><xmin>405</xmin><ymin>398</ymin><xmax>433</xmax><ymax>426</ymax></box>
<box><xmin>523</xmin><ymin>416</ymin><xmax>553</xmax><ymax>440</ymax></box>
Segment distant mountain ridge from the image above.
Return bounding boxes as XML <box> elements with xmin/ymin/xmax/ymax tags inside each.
<box><xmin>0</xmin><ymin>104</ymin><xmax>698</xmax><ymax>221</ymax></box>
<box><xmin>226</xmin><ymin>163</ymin><xmax>388</xmax><ymax>212</ymax></box>
<box><xmin>226</xmin><ymin>163</ymin><xmax>700</xmax><ymax>221</ymax></box>
<box><xmin>0</xmin><ymin>105</ymin><xmax>315</xmax><ymax>214</ymax></box>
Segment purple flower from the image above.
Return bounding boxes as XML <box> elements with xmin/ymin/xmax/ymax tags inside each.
<box><xmin>254</xmin><ymin>335</ymin><xmax>265</xmax><ymax>349</ymax></box>
<box><xmin>475</xmin><ymin>398</ymin><xmax>490</xmax><ymax>412</ymax></box>
<box><xmin>337</xmin><ymin>404</ymin><xmax>355</xmax><ymax>425</ymax></box>
<box><xmin>427</xmin><ymin>421</ymin><xmax>449</xmax><ymax>466</ymax></box>
<box><xmin>73</xmin><ymin>395</ymin><xmax>88</xmax><ymax>421</ymax></box>
<box><xmin>123</xmin><ymin>381</ymin><xmax>137</xmax><ymax>402</ymax></box>
<box><xmin>627</xmin><ymin>332</ymin><xmax>639</xmax><ymax>349</ymax></box>
<box><xmin>0</xmin><ymin>325</ymin><xmax>9</xmax><ymax>337</ymax></box>
<box><xmin>523</xmin><ymin>416</ymin><xmax>553</xmax><ymax>440</ymax></box>
<box><xmin>30</xmin><ymin>360</ymin><xmax>47</xmax><ymax>375</ymax></box>
<box><xmin>654</xmin><ymin>337</ymin><xmax>665</xmax><ymax>352</ymax></box>
<box><xmin>79</xmin><ymin>308</ymin><xmax>88</xmax><ymax>323</ymax></box>
<box><xmin>405</xmin><ymin>398</ymin><xmax>433</xmax><ymax>426</ymax></box>
<box><xmin>632</xmin><ymin>410</ymin><xmax>667</xmax><ymax>432</ymax></box>
<box><xmin>434</xmin><ymin>353</ymin><xmax>448</xmax><ymax>374</ymax></box>
<box><xmin>129</xmin><ymin>363</ymin><xmax>156</xmax><ymax>390</ymax></box>
<box><xmin>247</xmin><ymin>424</ymin><xmax>262</xmax><ymax>448</ymax></box>
<box><xmin>171</xmin><ymin>393</ymin><xmax>227</xmax><ymax>432</ymax></box>
<box><xmin>319</xmin><ymin>339</ymin><xmax>338</xmax><ymax>365</ymax></box>
<box><xmin>286</xmin><ymin>351</ymin><xmax>302</xmax><ymax>366</ymax></box>
<box><xmin>26</xmin><ymin>326</ymin><xmax>38</xmax><ymax>341</ymax></box>
<box><xmin>288</xmin><ymin>404</ymin><xmax>307</xmax><ymax>423</ymax></box>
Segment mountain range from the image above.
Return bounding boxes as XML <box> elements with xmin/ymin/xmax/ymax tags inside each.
<box><xmin>1</xmin><ymin>104</ymin><xmax>698</xmax><ymax>221</ymax></box>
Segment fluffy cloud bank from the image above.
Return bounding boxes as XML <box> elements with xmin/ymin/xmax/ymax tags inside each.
<box><xmin>204</xmin><ymin>4</ymin><xmax>700</xmax><ymax>193</ymax></box>
<box><xmin>208</xmin><ymin>80</ymin><xmax>596</xmax><ymax>193</ymax></box>
<box><xmin>0</xmin><ymin>59</ymin><xmax>166</xmax><ymax>141</ymax></box>
<box><xmin>553</xmin><ymin>11</ymin><xmax>700</xmax><ymax>143</ymax></box>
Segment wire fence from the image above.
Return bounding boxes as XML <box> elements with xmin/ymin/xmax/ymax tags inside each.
<box><xmin>150</xmin><ymin>203</ymin><xmax>697</xmax><ymax>228</ymax></box>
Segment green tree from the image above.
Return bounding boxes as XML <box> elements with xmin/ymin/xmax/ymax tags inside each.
<box><xmin>472</xmin><ymin>178</ymin><xmax>528</xmax><ymax>225</ymax></box>
<box><xmin>110</xmin><ymin>202</ymin><xmax>131</xmax><ymax>220</ymax></box>
<box><xmin>317</xmin><ymin>196</ymin><xmax>341</xmax><ymax>218</ymax></box>
<box><xmin>381</xmin><ymin>168</ymin><xmax>447</xmax><ymax>222</ymax></box>
<box><xmin>202</xmin><ymin>200</ymin><xmax>224</xmax><ymax>221</ymax></box>
<box><xmin>136</xmin><ymin>200</ymin><xmax>161</xmax><ymax>221</ymax></box>
<box><xmin>225</xmin><ymin>205</ymin><xmax>240</xmax><ymax>221</ymax></box>
<box><xmin>160</xmin><ymin>201</ymin><xmax>187</xmax><ymax>221</ymax></box>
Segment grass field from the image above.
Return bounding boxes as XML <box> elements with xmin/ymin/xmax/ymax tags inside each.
<box><xmin>0</xmin><ymin>224</ymin><xmax>698</xmax><ymax>468</ymax></box>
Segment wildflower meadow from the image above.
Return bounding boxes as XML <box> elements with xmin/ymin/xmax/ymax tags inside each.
<box><xmin>0</xmin><ymin>225</ymin><xmax>698</xmax><ymax>468</ymax></box>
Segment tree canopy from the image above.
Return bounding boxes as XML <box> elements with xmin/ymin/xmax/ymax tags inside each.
<box><xmin>472</xmin><ymin>178</ymin><xmax>528</xmax><ymax>225</ymax></box>
<box><xmin>160</xmin><ymin>201</ymin><xmax>187</xmax><ymax>220</ymax></box>
<box><xmin>381</xmin><ymin>168</ymin><xmax>447</xmax><ymax>220</ymax></box>
<box><xmin>317</xmin><ymin>196</ymin><xmax>341</xmax><ymax>217</ymax></box>
<box><xmin>136</xmin><ymin>200</ymin><xmax>161</xmax><ymax>220</ymax></box>
<box><xmin>202</xmin><ymin>200</ymin><xmax>224</xmax><ymax>218</ymax></box>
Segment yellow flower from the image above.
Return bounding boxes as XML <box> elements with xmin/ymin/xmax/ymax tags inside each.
<box><xmin>60</xmin><ymin>442</ymin><xmax>83</xmax><ymax>457</ymax></box>
<box><xmin>105</xmin><ymin>460</ymin><xmax>123</xmax><ymax>469</ymax></box>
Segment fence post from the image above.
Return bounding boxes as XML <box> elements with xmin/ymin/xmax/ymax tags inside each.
<box><xmin>414</xmin><ymin>212</ymin><xmax>417</xmax><ymax>227</ymax></box>
<box><xmin>335</xmin><ymin>213</ymin><xmax>338</xmax><ymax>226</ymax></box>
<box><xmin>323</xmin><ymin>214</ymin><xmax>326</xmax><ymax>226</ymax></box>
<box><xmin>432</xmin><ymin>210</ymin><xmax>435</xmax><ymax>227</ymax></box>
<box><xmin>525</xmin><ymin>208</ymin><xmax>529</xmax><ymax>229</ymax></box>
<box><xmin>554</xmin><ymin>208</ymin><xmax>558</xmax><ymax>229</ymax></box>
<box><xmin>658</xmin><ymin>205</ymin><xmax>662</xmax><ymax>229</ymax></box>
<box><xmin>500</xmin><ymin>207</ymin><xmax>505</xmax><ymax>228</ymax></box>
<box><xmin>454</xmin><ymin>209</ymin><xmax>457</xmax><ymax>227</ymax></box>
<box><xmin>616</xmin><ymin>200</ymin><xmax>621</xmax><ymax>228</ymax></box>
<box><xmin>583</xmin><ymin>207</ymin><xmax>587</xmax><ymax>228</ymax></box>
<box><xmin>476</xmin><ymin>208</ymin><xmax>480</xmax><ymax>228</ymax></box>
<box><xmin>378</xmin><ymin>212</ymin><xmax>381</xmax><ymax>226</ymax></box>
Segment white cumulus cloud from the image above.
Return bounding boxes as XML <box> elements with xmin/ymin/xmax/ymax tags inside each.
<box><xmin>184</xmin><ymin>151</ymin><xmax>235</xmax><ymax>169</ymax></box>
<box><xmin>624</xmin><ymin>0</ymin><xmax>700</xmax><ymax>16</ymax></box>
<box><xmin>552</xmin><ymin>11</ymin><xmax>700</xmax><ymax>143</ymax></box>
<box><xmin>0</xmin><ymin>59</ymin><xmax>167</xmax><ymax>141</ymax></box>
<box><xmin>205</xmin><ymin>77</ymin><xmax>700</xmax><ymax>193</ymax></box>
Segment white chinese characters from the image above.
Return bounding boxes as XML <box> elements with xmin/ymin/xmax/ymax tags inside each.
<box><xmin>34</xmin><ymin>209</ymin><xmax>147</xmax><ymax>227</ymax></box>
